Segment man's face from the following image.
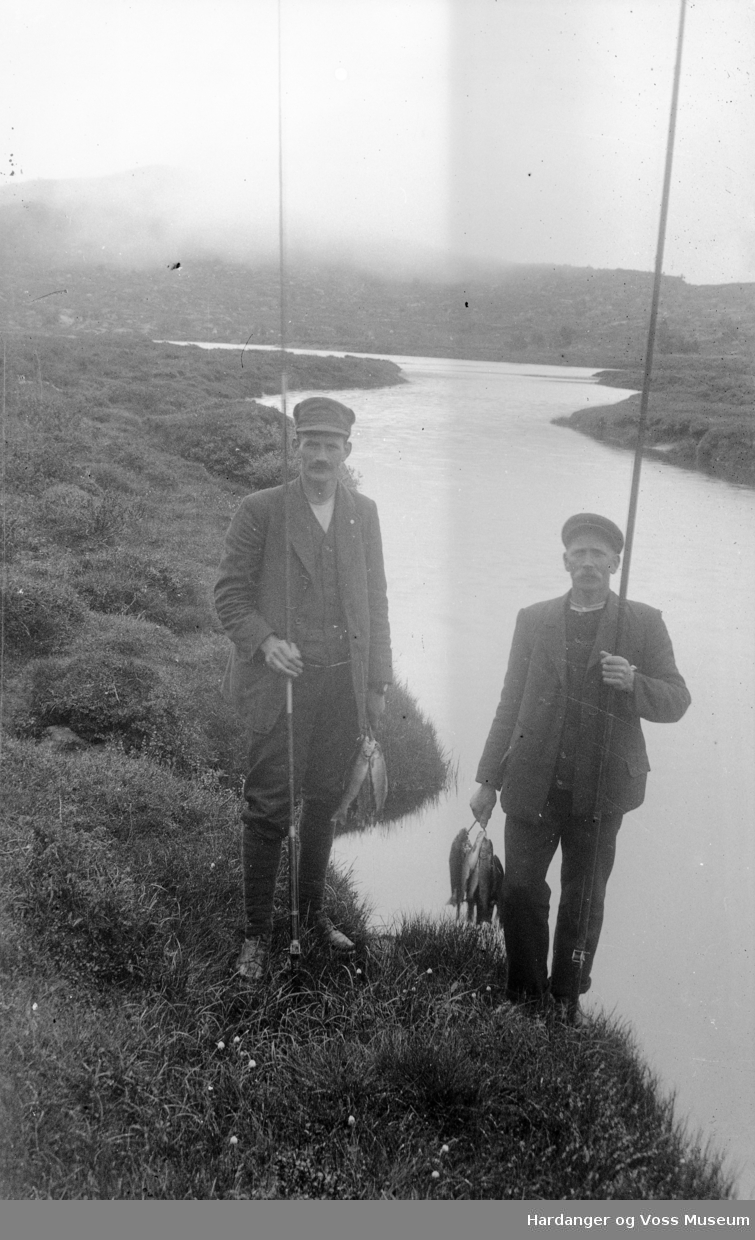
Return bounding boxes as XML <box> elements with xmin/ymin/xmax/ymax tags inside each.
<box><xmin>563</xmin><ymin>531</ymin><xmax>619</xmax><ymax>595</ymax></box>
<box><xmin>294</xmin><ymin>431</ymin><xmax>352</xmax><ymax>487</ymax></box>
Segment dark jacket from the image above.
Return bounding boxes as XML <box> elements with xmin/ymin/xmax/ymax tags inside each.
<box><xmin>214</xmin><ymin>477</ymin><xmax>392</xmax><ymax>735</ymax></box>
<box><xmin>475</xmin><ymin>590</ymin><xmax>690</xmax><ymax>823</ymax></box>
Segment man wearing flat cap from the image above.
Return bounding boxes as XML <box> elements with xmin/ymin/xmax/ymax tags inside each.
<box><xmin>215</xmin><ymin>396</ymin><xmax>392</xmax><ymax>980</ymax></box>
<box><xmin>470</xmin><ymin>513</ymin><xmax>690</xmax><ymax>1023</ymax></box>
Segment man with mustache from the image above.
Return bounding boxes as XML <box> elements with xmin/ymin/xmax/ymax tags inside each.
<box><xmin>470</xmin><ymin>513</ymin><xmax>690</xmax><ymax>1024</ymax></box>
<box><xmin>215</xmin><ymin>396</ymin><xmax>392</xmax><ymax>981</ymax></box>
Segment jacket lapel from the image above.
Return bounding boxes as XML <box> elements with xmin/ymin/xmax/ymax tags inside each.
<box><xmin>333</xmin><ymin>481</ymin><xmax>360</xmax><ymax>588</ymax></box>
<box><xmin>540</xmin><ymin>593</ymin><xmax>569</xmax><ymax>690</ymax></box>
<box><xmin>285</xmin><ymin>478</ymin><xmax>318</xmax><ymax>583</ymax></box>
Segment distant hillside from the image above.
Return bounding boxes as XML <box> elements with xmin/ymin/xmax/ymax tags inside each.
<box><xmin>3</xmin><ymin>175</ymin><xmax>753</xmax><ymax>489</ymax></box>
<box><xmin>3</xmin><ymin>254</ymin><xmax>755</xmax><ymax>369</ymax></box>
<box><xmin>2</xmin><ymin>176</ymin><xmax>754</xmax><ymax>367</ymax></box>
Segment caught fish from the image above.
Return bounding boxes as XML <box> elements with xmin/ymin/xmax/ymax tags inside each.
<box><xmin>471</xmin><ymin>837</ymin><xmax>505</xmax><ymax>924</ymax></box>
<box><xmin>331</xmin><ymin>733</ymin><xmax>388</xmax><ymax>828</ymax></box>
<box><xmin>461</xmin><ymin>828</ymin><xmax>486</xmax><ymax>909</ymax></box>
<box><xmin>448</xmin><ymin>824</ymin><xmax>486</xmax><ymax>920</ymax></box>
<box><xmin>367</xmin><ymin>740</ymin><xmax>388</xmax><ymax>813</ymax></box>
<box><xmin>448</xmin><ymin>828</ymin><xmax>471</xmax><ymax>914</ymax></box>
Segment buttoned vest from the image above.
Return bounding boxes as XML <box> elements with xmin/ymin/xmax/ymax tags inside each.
<box><xmin>294</xmin><ymin>509</ymin><xmax>349</xmax><ymax>665</ymax></box>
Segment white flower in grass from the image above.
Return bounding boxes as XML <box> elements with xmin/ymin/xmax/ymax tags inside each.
<box><xmin>207</xmin><ymin>1084</ymin><xmax>214</xmax><ymax>1091</ymax></box>
<box><xmin>441</xmin><ymin>1144</ymin><xmax>449</xmax><ymax>1154</ymax></box>
<box><xmin>32</xmin><ymin>1003</ymin><xmax>38</xmax><ymax>1011</ymax></box>
<box><xmin>426</xmin><ymin>968</ymin><xmax>433</xmax><ymax>975</ymax></box>
<box><xmin>347</xmin><ymin>1115</ymin><xmax>356</xmax><ymax>1127</ymax></box>
<box><xmin>247</xmin><ymin>1059</ymin><xmax>257</xmax><ymax>1069</ymax></box>
<box><xmin>233</xmin><ymin>1036</ymin><xmax>241</xmax><ymax>1045</ymax></box>
<box><xmin>217</xmin><ymin>1041</ymin><xmax>225</xmax><ymax>1050</ymax></box>
<box><xmin>431</xmin><ymin>1170</ymin><xmax>440</xmax><ymax>1179</ymax></box>
<box><xmin>229</xmin><ymin>1135</ymin><xmax>239</xmax><ymax>1146</ymax></box>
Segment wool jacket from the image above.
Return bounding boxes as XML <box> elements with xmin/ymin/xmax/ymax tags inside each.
<box><xmin>214</xmin><ymin>477</ymin><xmax>392</xmax><ymax>736</ymax></box>
<box><xmin>475</xmin><ymin>590</ymin><xmax>691</xmax><ymax>823</ymax></box>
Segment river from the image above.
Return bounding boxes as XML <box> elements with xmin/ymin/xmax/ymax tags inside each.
<box><xmin>184</xmin><ymin>343</ymin><xmax>755</xmax><ymax>1198</ymax></box>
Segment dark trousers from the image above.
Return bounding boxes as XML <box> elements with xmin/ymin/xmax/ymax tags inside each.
<box><xmin>502</xmin><ymin>788</ymin><xmax>622</xmax><ymax>1003</ymax></box>
<box><xmin>241</xmin><ymin>661</ymin><xmax>359</xmax><ymax>937</ymax></box>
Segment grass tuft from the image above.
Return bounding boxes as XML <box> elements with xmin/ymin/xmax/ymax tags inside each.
<box><xmin>2</xmin><ymin>570</ymin><xmax>87</xmax><ymax>658</ymax></box>
<box><xmin>73</xmin><ymin>549</ymin><xmax>211</xmax><ymax>634</ymax></box>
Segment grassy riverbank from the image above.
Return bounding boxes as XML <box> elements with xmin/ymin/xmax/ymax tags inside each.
<box><xmin>553</xmin><ymin>356</ymin><xmax>755</xmax><ymax>488</ymax></box>
<box><xmin>0</xmin><ymin>333</ymin><xmax>734</xmax><ymax>1199</ymax></box>
<box><xmin>0</xmin><ymin>766</ymin><xmax>733</xmax><ymax>1199</ymax></box>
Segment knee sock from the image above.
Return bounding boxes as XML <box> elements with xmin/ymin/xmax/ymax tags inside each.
<box><xmin>241</xmin><ymin>820</ymin><xmax>283</xmax><ymax>938</ymax></box>
<box><xmin>298</xmin><ymin>799</ymin><xmax>336</xmax><ymax>920</ymax></box>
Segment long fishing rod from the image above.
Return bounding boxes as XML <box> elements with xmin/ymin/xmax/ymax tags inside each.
<box><xmin>570</xmin><ymin>0</ymin><xmax>688</xmax><ymax>1015</ymax></box>
<box><xmin>277</xmin><ymin>0</ymin><xmax>300</xmax><ymax>971</ymax></box>
<box><xmin>0</xmin><ymin>339</ymin><xmax>6</xmax><ymax>768</ymax></box>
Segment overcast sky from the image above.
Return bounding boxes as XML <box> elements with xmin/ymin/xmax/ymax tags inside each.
<box><xmin>2</xmin><ymin>0</ymin><xmax>753</xmax><ymax>282</ymax></box>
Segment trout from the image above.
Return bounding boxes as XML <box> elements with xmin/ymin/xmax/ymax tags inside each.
<box><xmin>368</xmin><ymin>741</ymin><xmax>389</xmax><ymax>813</ymax></box>
<box><xmin>331</xmin><ymin>733</ymin><xmax>388</xmax><ymax>827</ymax></box>
<box><xmin>448</xmin><ymin>825</ymin><xmax>486</xmax><ymax>920</ymax></box>
<box><xmin>472</xmin><ymin>837</ymin><xmax>505</xmax><ymax>924</ymax></box>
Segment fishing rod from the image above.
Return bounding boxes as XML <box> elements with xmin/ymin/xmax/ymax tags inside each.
<box><xmin>277</xmin><ymin>0</ymin><xmax>300</xmax><ymax>972</ymax></box>
<box><xmin>569</xmin><ymin>0</ymin><xmax>688</xmax><ymax>1015</ymax></box>
<box><xmin>0</xmin><ymin>339</ymin><xmax>6</xmax><ymax>768</ymax></box>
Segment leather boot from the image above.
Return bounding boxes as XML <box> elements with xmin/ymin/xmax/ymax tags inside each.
<box><xmin>312</xmin><ymin>913</ymin><xmax>355</xmax><ymax>953</ymax></box>
<box><xmin>236</xmin><ymin>935</ymin><xmax>270</xmax><ymax>981</ymax></box>
<box><xmin>553</xmin><ymin>997</ymin><xmax>587</xmax><ymax>1028</ymax></box>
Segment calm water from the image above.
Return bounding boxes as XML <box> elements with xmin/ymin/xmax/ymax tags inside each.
<box><xmin>193</xmin><ymin>343</ymin><xmax>755</xmax><ymax>1197</ymax></box>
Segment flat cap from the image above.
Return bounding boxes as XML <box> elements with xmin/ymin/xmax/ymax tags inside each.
<box><xmin>561</xmin><ymin>512</ymin><xmax>624</xmax><ymax>554</ymax></box>
<box><xmin>293</xmin><ymin>396</ymin><xmax>355</xmax><ymax>437</ymax></box>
